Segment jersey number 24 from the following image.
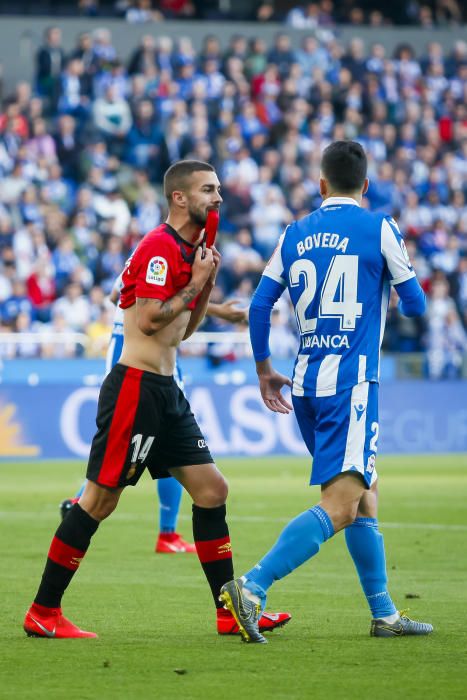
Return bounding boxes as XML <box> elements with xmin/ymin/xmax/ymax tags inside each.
<box><xmin>290</xmin><ymin>255</ymin><xmax>363</xmax><ymax>334</ymax></box>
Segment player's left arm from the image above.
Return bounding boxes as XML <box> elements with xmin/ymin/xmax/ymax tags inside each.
<box><xmin>381</xmin><ymin>216</ymin><xmax>426</xmax><ymax>317</ymax></box>
<box><xmin>183</xmin><ymin>246</ymin><xmax>221</xmax><ymax>339</ymax></box>
<box><xmin>250</xmin><ymin>232</ymin><xmax>293</xmax><ymax>414</ymax></box>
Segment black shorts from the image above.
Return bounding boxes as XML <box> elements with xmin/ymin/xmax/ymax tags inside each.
<box><xmin>86</xmin><ymin>363</ymin><xmax>213</xmax><ymax>488</ymax></box>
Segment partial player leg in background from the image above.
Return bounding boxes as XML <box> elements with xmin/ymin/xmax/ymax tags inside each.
<box><xmin>59</xmin><ymin>480</ymin><xmax>87</xmax><ymax>519</ymax></box>
<box><xmin>154</xmin><ymin>360</ymin><xmax>197</xmax><ymax>553</ymax></box>
<box><xmin>155</xmin><ymin>477</ymin><xmax>196</xmax><ymax>553</ymax></box>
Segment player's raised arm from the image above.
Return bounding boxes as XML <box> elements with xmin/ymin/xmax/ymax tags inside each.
<box><xmin>381</xmin><ymin>216</ymin><xmax>426</xmax><ymax>317</ymax></box>
<box><xmin>250</xmin><ymin>233</ymin><xmax>293</xmax><ymax>414</ymax></box>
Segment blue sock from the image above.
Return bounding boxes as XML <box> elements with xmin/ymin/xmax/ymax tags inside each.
<box><xmin>157</xmin><ymin>477</ymin><xmax>183</xmax><ymax>533</ymax></box>
<box><xmin>74</xmin><ymin>480</ymin><xmax>87</xmax><ymax>499</ymax></box>
<box><xmin>244</xmin><ymin>505</ymin><xmax>335</xmax><ymax>592</ymax></box>
<box><xmin>345</xmin><ymin>517</ymin><xmax>397</xmax><ymax>618</ymax></box>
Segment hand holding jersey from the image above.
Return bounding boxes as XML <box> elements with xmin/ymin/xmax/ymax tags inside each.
<box><xmin>25</xmin><ymin>162</ymin><xmax>241</xmax><ymax>640</ymax></box>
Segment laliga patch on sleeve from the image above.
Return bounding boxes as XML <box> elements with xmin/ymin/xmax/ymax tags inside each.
<box><xmin>146</xmin><ymin>256</ymin><xmax>168</xmax><ymax>285</ymax></box>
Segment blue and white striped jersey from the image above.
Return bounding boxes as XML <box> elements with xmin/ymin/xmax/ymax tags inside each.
<box><xmin>262</xmin><ymin>197</ymin><xmax>417</xmax><ymax>397</ymax></box>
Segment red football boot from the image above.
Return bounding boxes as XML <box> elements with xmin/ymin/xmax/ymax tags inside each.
<box><xmin>24</xmin><ymin>603</ymin><xmax>97</xmax><ymax>639</ymax></box>
<box><xmin>217</xmin><ymin>607</ymin><xmax>292</xmax><ymax>635</ymax></box>
<box><xmin>155</xmin><ymin>532</ymin><xmax>197</xmax><ymax>553</ymax></box>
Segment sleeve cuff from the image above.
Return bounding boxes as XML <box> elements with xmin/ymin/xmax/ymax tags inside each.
<box><xmin>390</xmin><ymin>270</ymin><xmax>416</xmax><ymax>286</ymax></box>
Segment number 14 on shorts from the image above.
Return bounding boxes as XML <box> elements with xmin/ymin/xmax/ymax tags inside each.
<box><xmin>131</xmin><ymin>434</ymin><xmax>155</xmax><ymax>463</ymax></box>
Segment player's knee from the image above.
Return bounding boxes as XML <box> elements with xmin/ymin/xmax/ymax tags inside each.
<box><xmin>341</xmin><ymin>506</ymin><xmax>359</xmax><ymax>529</ymax></box>
<box><xmin>79</xmin><ymin>483</ymin><xmax>120</xmax><ymax>521</ymax></box>
<box><xmin>80</xmin><ymin>499</ymin><xmax>117</xmax><ymax>521</ymax></box>
<box><xmin>195</xmin><ymin>474</ymin><xmax>228</xmax><ymax>508</ymax></box>
<box><xmin>325</xmin><ymin>503</ymin><xmax>359</xmax><ymax>532</ymax></box>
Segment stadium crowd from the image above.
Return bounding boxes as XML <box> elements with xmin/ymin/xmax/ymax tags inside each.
<box><xmin>0</xmin><ymin>23</ymin><xmax>465</xmax><ymax>377</ymax></box>
<box><xmin>8</xmin><ymin>0</ymin><xmax>465</xmax><ymax>27</ymax></box>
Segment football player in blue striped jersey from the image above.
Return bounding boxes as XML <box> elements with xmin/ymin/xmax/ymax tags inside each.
<box><xmin>220</xmin><ymin>141</ymin><xmax>433</xmax><ymax>641</ymax></box>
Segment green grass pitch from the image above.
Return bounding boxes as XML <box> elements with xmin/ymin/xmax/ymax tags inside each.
<box><xmin>1</xmin><ymin>455</ymin><xmax>466</xmax><ymax>700</ymax></box>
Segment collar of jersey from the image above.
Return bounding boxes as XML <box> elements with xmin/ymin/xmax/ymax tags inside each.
<box><xmin>320</xmin><ymin>196</ymin><xmax>360</xmax><ymax>208</ymax></box>
<box><xmin>163</xmin><ymin>223</ymin><xmax>196</xmax><ymax>264</ymax></box>
<box><xmin>163</xmin><ymin>223</ymin><xmax>195</xmax><ymax>248</ymax></box>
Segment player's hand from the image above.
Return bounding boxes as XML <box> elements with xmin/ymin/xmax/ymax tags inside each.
<box><xmin>192</xmin><ymin>246</ymin><xmax>215</xmax><ymax>288</ymax></box>
<box><xmin>213</xmin><ymin>299</ymin><xmax>248</xmax><ymax>323</ymax></box>
<box><xmin>258</xmin><ymin>371</ymin><xmax>293</xmax><ymax>414</ymax></box>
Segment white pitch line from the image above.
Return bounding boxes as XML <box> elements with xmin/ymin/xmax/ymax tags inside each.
<box><xmin>0</xmin><ymin>510</ymin><xmax>466</xmax><ymax>532</ymax></box>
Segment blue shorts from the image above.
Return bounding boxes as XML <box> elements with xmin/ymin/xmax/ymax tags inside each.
<box><xmin>105</xmin><ymin>323</ymin><xmax>185</xmax><ymax>393</ymax></box>
<box><xmin>292</xmin><ymin>381</ymin><xmax>379</xmax><ymax>488</ymax></box>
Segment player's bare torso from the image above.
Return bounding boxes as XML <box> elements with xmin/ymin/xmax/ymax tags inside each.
<box><xmin>119</xmin><ymin>304</ymin><xmax>190</xmax><ymax>375</ymax></box>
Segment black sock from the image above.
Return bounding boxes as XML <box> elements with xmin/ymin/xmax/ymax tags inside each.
<box><xmin>35</xmin><ymin>504</ymin><xmax>99</xmax><ymax>608</ymax></box>
<box><xmin>192</xmin><ymin>504</ymin><xmax>234</xmax><ymax>609</ymax></box>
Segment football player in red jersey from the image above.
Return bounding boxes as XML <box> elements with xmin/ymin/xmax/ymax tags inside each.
<box><xmin>24</xmin><ymin>161</ymin><xmax>290</xmax><ymax>641</ymax></box>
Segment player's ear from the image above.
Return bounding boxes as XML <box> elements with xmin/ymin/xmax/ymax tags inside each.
<box><xmin>362</xmin><ymin>178</ymin><xmax>369</xmax><ymax>195</ymax></box>
<box><xmin>319</xmin><ymin>177</ymin><xmax>328</xmax><ymax>198</ymax></box>
<box><xmin>172</xmin><ymin>190</ymin><xmax>187</xmax><ymax>209</ymax></box>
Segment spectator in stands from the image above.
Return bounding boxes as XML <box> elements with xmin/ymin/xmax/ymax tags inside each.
<box><xmin>268</xmin><ymin>33</ymin><xmax>296</xmax><ymax>79</ymax></box>
<box><xmin>0</xmin><ymin>23</ymin><xmax>464</xmax><ymax>370</ymax></box>
<box><xmin>92</xmin><ymin>84</ymin><xmax>132</xmax><ymax>153</ymax></box>
<box><xmin>35</xmin><ymin>27</ymin><xmax>65</xmax><ymax>100</ymax></box>
<box><xmin>127</xmin><ymin>34</ymin><xmax>157</xmax><ymax>76</ymax></box>
<box><xmin>95</xmin><ymin>234</ymin><xmax>125</xmax><ymax>292</ymax></box>
<box><xmin>125</xmin><ymin>0</ymin><xmax>164</xmax><ymax>23</ymax></box>
<box><xmin>54</xmin><ymin>115</ymin><xmax>82</xmax><ymax>180</ymax></box>
<box><xmin>69</xmin><ymin>32</ymin><xmax>98</xmax><ymax>78</ymax></box>
<box><xmin>286</xmin><ymin>2</ymin><xmax>320</xmax><ymax>29</ymax></box>
<box><xmin>124</xmin><ymin>99</ymin><xmax>165</xmax><ymax>178</ymax></box>
<box><xmin>57</xmin><ymin>58</ymin><xmax>92</xmax><ymax>123</ymax></box>
<box><xmin>1</xmin><ymin>278</ymin><xmax>32</xmax><ymax>324</ymax></box>
<box><xmin>52</xmin><ymin>281</ymin><xmax>90</xmax><ymax>331</ymax></box>
<box><xmin>269</xmin><ymin>306</ymin><xmax>298</xmax><ymax>358</ymax></box>
<box><xmin>92</xmin><ymin>186</ymin><xmax>131</xmax><ymax>237</ymax></box>
<box><xmin>41</xmin><ymin>309</ymin><xmax>78</xmax><ymax>358</ymax></box>
<box><xmin>85</xmin><ymin>304</ymin><xmax>112</xmax><ymax>356</ymax></box>
<box><xmin>52</xmin><ymin>235</ymin><xmax>81</xmax><ymax>294</ymax></box>
<box><xmin>13</xmin><ymin>309</ymin><xmax>39</xmax><ymax>358</ymax></box>
<box><xmin>26</xmin><ymin>258</ymin><xmax>56</xmax><ymax>323</ymax></box>
<box><xmin>159</xmin><ymin>0</ymin><xmax>196</xmax><ymax>18</ymax></box>
<box><xmin>92</xmin><ymin>27</ymin><xmax>117</xmax><ymax>67</ymax></box>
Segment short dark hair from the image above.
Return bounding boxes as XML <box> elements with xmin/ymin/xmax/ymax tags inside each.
<box><xmin>163</xmin><ymin>160</ymin><xmax>215</xmax><ymax>204</ymax></box>
<box><xmin>321</xmin><ymin>141</ymin><xmax>367</xmax><ymax>193</ymax></box>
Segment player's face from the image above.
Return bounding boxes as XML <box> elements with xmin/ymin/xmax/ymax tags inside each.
<box><xmin>185</xmin><ymin>171</ymin><xmax>222</xmax><ymax>227</ymax></box>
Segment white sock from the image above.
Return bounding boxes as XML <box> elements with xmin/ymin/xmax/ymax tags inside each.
<box><xmin>380</xmin><ymin>612</ymin><xmax>400</xmax><ymax>624</ymax></box>
<box><xmin>240</xmin><ymin>576</ymin><xmax>261</xmax><ymax>605</ymax></box>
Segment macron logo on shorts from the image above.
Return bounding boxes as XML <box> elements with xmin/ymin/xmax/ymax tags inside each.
<box><xmin>146</xmin><ymin>256</ymin><xmax>168</xmax><ymax>285</ymax></box>
<box><xmin>354</xmin><ymin>403</ymin><xmax>366</xmax><ymax>422</ymax></box>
